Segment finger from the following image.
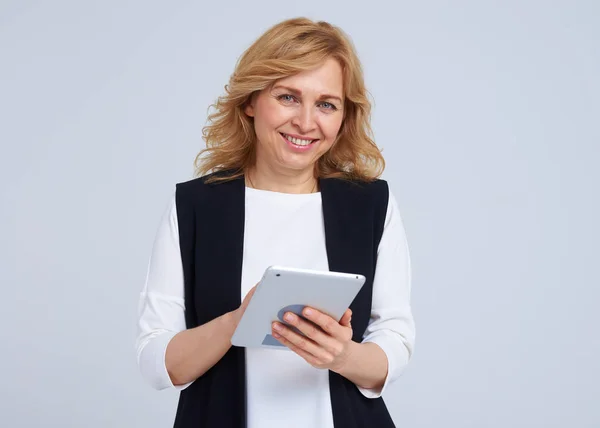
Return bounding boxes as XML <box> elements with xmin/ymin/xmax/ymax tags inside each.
<box><xmin>281</xmin><ymin>312</ymin><xmax>339</xmax><ymax>353</ymax></box>
<box><xmin>302</xmin><ymin>307</ymin><xmax>347</xmax><ymax>338</ymax></box>
<box><xmin>272</xmin><ymin>322</ymin><xmax>331</xmax><ymax>361</ymax></box>
<box><xmin>272</xmin><ymin>331</ymin><xmax>321</xmax><ymax>366</ymax></box>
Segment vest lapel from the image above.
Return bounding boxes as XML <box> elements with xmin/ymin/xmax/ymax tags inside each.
<box><xmin>194</xmin><ymin>175</ymin><xmax>246</xmax><ymax>324</ymax></box>
<box><xmin>320</xmin><ymin>177</ymin><xmax>375</xmax><ymax>341</ymax></box>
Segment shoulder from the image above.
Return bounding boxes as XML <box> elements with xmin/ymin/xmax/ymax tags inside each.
<box><xmin>322</xmin><ymin>176</ymin><xmax>389</xmax><ymax>204</ymax></box>
<box><xmin>362</xmin><ymin>178</ymin><xmax>389</xmax><ymax>200</ymax></box>
<box><xmin>175</xmin><ymin>170</ymin><xmax>242</xmax><ymax>200</ymax></box>
<box><xmin>175</xmin><ymin>170</ymin><xmax>225</xmax><ymax>191</ymax></box>
<box><xmin>322</xmin><ymin>177</ymin><xmax>390</xmax><ymax>230</ymax></box>
<box><xmin>175</xmin><ymin>175</ymin><xmax>207</xmax><ymax>197</ymax></box>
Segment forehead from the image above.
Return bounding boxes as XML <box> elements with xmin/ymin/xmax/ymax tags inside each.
<box><xmin>274</xmin><ymin>58</ymin><xmax>344</xmax><ymax>98</ymax></box>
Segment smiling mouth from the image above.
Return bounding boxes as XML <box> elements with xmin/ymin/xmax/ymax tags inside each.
<box><xmin>280</xmin><ymin>133</ymin><xmax>318</xmax><ymax>146</ymax></box>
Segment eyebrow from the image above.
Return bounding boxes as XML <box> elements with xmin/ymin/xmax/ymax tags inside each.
<box><xmin>272</xmin><ymin>85</ymin><xmax>343</xmax><ymax>104</ymax></box>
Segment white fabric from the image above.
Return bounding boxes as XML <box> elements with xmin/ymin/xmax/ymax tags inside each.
<box><xmin>136</xmin><ymin>185</ymin><xmax>415</xmax><ymax>428</ymax></box>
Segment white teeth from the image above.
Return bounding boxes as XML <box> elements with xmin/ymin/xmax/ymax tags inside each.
<box><xmin>283</xmin><ymin>133</ymin><xmax>313</xmax><ymax>146</ymax></box>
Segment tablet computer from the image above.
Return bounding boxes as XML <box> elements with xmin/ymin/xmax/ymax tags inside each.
<box><xmin>231</xmin><ymin>265</ymin><xmax>365</xmax><ymax>349</ymax></box>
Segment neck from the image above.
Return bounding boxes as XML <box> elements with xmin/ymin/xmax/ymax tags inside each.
<box><xmin>245</xmin><ymin>163</ymin><xmax>318</xmax><ymax>194</ymax></box>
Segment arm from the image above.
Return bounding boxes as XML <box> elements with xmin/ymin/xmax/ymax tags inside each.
<box><xmin>165</xmin><ymin>290</ymin><xmax>256</xmax><ymax>386</ymax></box>
<box><xmin>334</xmin><ymin>341</ymin><xmax>389</xmax><ymax>390</ymax></box>
<box><xmin>164</xmin><ymin>312</ymin><xmax>237</xmax><ymax>386</ymax></box>
<box><xmin>135</xmin><ymin>194</ymin><xmax>253</xmax><ymax>389</ymax></box>
<box><xmin>354</xmin><ymin>188</ymin><xmax>415</xmax><ymax>397</ymax></box>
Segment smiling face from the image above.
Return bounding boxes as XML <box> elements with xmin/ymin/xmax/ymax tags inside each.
<box><xmin>244</xmin><ymin>57</ymin><xmax>345</xmax><ymax>175</ymax></box>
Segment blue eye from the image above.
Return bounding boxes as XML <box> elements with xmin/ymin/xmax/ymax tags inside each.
<box><xmin>278</xmin><ymin>94</ymin><xmax>296</xmax><ymax>103</ymax></box>
<box><xmin>319</xmin><ymin>102</ymin><xmax>337</xmax><ymax>111</ymax></box>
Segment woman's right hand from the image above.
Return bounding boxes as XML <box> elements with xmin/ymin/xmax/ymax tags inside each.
<box><xmin>165</xmin><ymin>283</ymin><xmax>260</xmax><ymax>385</ymax></box>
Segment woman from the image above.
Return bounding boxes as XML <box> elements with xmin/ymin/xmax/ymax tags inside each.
<box><xmin>136</xmin><ymin>17</ymin><xmax>415</xmax><ymax>428</ymax></box>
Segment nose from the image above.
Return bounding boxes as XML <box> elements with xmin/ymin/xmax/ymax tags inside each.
<box><xmin>291</xmin><ymin>105</ymin><xmax>316</xmax><ymax>135</ymax></box>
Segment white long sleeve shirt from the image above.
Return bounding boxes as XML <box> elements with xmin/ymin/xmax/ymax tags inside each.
<box><xmin>136</xmin><ymin>186</ymin><xmax>415</xmax><ymax>428</ymax></box>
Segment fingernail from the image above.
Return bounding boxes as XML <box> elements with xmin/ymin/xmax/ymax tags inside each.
<box><xmin>284</xmin><ymin>313</ymin><xmax>295</xmax><ymax>322</ymax></box>
<box><xmin>273</xmin><ymin>323</ymin><xmax>282</xmax><ymax>331</ymax></box>
<box><xmin>304</xmin><ymin>308</ymin><xmax>313</xmax><ymax>316</ymax></box>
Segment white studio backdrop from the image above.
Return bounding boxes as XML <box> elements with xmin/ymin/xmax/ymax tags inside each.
<box><xmin>1</xmin><ymin>1</ymin><xmax>598</xmax><ymax>427</ymax></box>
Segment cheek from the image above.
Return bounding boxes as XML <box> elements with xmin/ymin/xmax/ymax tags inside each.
<box><xmin>256</xmin><ymin>101</ymin><xmax>290</xmax><ymax>131</ymax></box>
<box><xmin>319</xmin><ymin>115</ymin><xmax>344</xmax><ymax>143</ymax></box>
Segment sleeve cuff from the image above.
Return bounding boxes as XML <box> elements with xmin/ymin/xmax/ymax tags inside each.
<box><xmin>356</xmin><ymin>332</ymin><xmax>410</xmax><ymax>399</ymax></box>
<box><xmin>138</xmin><ymin>331</ymin><xmax>193</xmax><ymax>391</ymax></box>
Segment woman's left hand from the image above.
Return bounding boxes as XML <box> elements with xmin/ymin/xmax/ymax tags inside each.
<box><xmin>271</xmin><ymin>307</ymin><xmax>354</xmax><ymax>372</ymax></box>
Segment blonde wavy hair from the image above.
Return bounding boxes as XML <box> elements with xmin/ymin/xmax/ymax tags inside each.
<box><xmin>194</xmin><ymin>17</ymin><xmax>385</xmax><ymax>183</ymax></box>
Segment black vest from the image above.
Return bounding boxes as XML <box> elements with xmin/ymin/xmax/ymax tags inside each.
<box><xmin>173</xmin><ymin>171</ymin><xmax>396</xmax><ymax>428</ymax></box>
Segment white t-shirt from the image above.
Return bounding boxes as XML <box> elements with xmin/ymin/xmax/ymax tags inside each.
<box><xmin>136</xmin><ymin>186</ymin><xmax>415</xmax><ymax>428</ymax></box>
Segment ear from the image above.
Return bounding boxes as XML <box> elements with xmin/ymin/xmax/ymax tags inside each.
<box><xmin>244</xmin><ymin>94</ymin><xmax>256</xmax><ymax>117</ymax></box>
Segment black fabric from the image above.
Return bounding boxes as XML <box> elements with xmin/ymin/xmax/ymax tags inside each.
<box><xmin>173</xmin><ymin>171</ymin><xmax>395</xmax><ymax>428</ymax></box>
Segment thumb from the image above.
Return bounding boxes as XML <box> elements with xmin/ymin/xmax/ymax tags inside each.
<box><xmin>241</xmin><ymin>284</ymin><xmax>258</xmax><ymax>309</ymax></box>
<box><xmin>340</xmin><ymin>309</ymin><xmax>352</xmax><ymax>327</ymax></box>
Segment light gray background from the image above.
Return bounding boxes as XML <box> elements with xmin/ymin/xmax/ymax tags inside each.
<box><xmin>1</xmin><ymin>1</ymin><xmax>598</xmax><ymax>427</ymax></box>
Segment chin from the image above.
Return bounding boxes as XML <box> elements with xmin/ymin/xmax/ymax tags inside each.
<box><xmin>279</xmin><ymin>160</ymin><xmax>315</xmax><ymax>172</ymax></box>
